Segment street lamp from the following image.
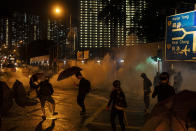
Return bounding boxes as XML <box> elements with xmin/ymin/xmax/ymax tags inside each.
<box><xmin>52</xmin><ymin>6</ymin><xmax>64</xmax><ymax>73</ymax></box>
<box><xmin>53</xmin><ymin>7</ymin><xmax>62</xmax><ymax>15</ymax></box>
<box><xmin>52</xmin><ymin>5</ymin><xmax>76</xmax><ymax>66</ymax></box>
<box><xmin>55</xmin><ymin>8</ymin><xmax>60</xmax><ymax>14</ymax></box>
<box><xmin>52</xmin><ymin>5</ymin><xmax>63</xmax><ymax>16</ymax></box>
<box><xmin>53</xmin><ymin>5</ymin><xmax>76</xmax><ymax>58</ymax></box>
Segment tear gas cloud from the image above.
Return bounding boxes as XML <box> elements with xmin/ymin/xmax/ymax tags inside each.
<box><xmin>50</xmin><ymin>47</ymin><xmax>159</xmax><ymax>99</ymax></box>
<box><xmin>169</xmin><ymin>64</ymin><xmax>196</xmax><ymax>92</ymax></box>
<box><xmin>2</xmin><ymin>45</ymin><xmax>196</xmax><ymax>103</ymax></box>
<box><xmin>0</xmin><ymin>46</ymin><xmax>162</xmax><ymax>102</ymax></box>
<box><xmin>0</xmin><ymin>72</ymin><xmax>29</xmax><ymax>89</ymax></box>
<box><xmin>49</xmin><ymin>46</ymin><xmax>196</xmax><ymax>107</ymax></box>
<box><xmin>0</xmin><ymin>66</ymin><xmax>43</xmax><ymax>90</ymax></box>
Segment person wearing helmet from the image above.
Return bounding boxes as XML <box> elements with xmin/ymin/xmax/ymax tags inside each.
<box><xmin>106</xmin><ymin>80</ymin><xmax>127</xmax><ymax>131</ymax></box>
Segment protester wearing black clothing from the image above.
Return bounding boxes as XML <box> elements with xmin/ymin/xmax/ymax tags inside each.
<box><xmin>30</xmin><ymin>75</ymin><xmax>39</xmax><ymax>89</ymax></box>
<box><xmin>75</xmin><ymin>72</ymin><xmax>91</xmax><ymax>115</ymax></box>
<box><xmin>106</xmin><ymin>80</ymin><xmax>127</xmax><ymax>131</ymax></box>
<box><xmin>152</xmin><ymin>72</ymin><xmax>175</xmax><ymax>102</ymax></box>
<box><xmin>28</xmin><ymin>75</ymin><xmax>39</xmax><ymax>96</ymax></box>
<box><xmin>38</xmin><ymin>79</ymin><xmax>57</xmax><ymax>119</ymax></box>
<box><xmin>141</xmin><ymin>73</ymin><xmax>152</xmax><ymax>113</ymax></box>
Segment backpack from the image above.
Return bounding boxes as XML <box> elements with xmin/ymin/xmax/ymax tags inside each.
<box><xmin>38</xmin><ymin>81</ymin><xmax>53</xmax><ymax>96</ymax></box>
<box><xmin>115</xmin><ymin>90</ymin><xmax>127</xmax><ymax>110</ymax></box>
<box><xmin>147</xmin><ymin>79</ymin><xmax>152</xmax><ymax>87</ymax></box>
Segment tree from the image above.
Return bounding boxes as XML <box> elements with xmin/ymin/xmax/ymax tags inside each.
<box><xmin>98</xmin><ymin>0</ymin><xmax>126</xmax><ymax>47</ymax></box>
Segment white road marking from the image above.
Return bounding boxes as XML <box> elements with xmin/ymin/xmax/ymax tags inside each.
<box><xmin>84</xmin><ymin>93</ymin><xmax>143</xmax><ymax>129</ymax></box>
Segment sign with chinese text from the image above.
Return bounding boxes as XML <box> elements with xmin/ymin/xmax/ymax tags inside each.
<box><xmin>166</xmin><ymin>11</ymin><xmax>196</xmax><ymax>61</ymax></box>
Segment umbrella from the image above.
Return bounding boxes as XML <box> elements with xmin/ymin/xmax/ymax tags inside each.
<box><xmin>1</xmin><ymin>81</ymin><xmax>13</xmax><ymax>115</ymax></box>
<box><xmin>142</xmin><ymin>90</ymin><xmax>196</xmax><ymax>131</ymax></box>
<box><xmin>32</xmin><ymin>72</ymin><xmax>44</xmax><ymax>78</ymax></box>
<box><xmin>12</xmin><ymin>80</ymin><xmax>38</xmax><ymax>108</ymax></box>
<box><xmin>57</xmin><ymin>66</ymin><xmax>82</xmax><ymax>81</ymax></box>
<box><xmin>31</xmin><ymin>72</ymin><xmax>44</xmax><ymax>81</ymax></box>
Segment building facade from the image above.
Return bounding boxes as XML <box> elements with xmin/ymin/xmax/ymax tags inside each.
<box><xmin>47</xmin><ymin>19</ymin><xmax>67</xmax><ymax>45</ymax></box>
<box><xmin>79</xmin><ymin>0</ymin><xmax>151</xmax><ymax>50</ymax></box>
<box><xmin>80</xmin><ymin>0</ymin><xmax>111</xmax><ymax>48</ymax></box>
<box><xmin>128</xmin><ymin>0</ymin><xmax>148</xmax><ymax>44</ymax></box>
<box><xmin>0</xmin><ymin>12</ymin><xmax>41</xmax><ymax>47</ymax></box>
<box><xmin>0</xmin><ymin>18</ymin><xmax>8</xmax><ymax>47</ymax></box>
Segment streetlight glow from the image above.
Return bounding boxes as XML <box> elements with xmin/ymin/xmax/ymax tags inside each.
<box><xmin>53</xmin><ymin>6</ymin><xmax>62</xmax><ymax>15</ymax></box>
<box><xmin>55</xmin><ymin>8</ymin><xmax>60</xmax><ymax>13</ymax></box>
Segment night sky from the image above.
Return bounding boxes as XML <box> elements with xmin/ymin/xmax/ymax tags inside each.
<box><xmin>0</xmin><ymin>0</ymin><xmax>79</xmax><ymax>19</ymax></box>
<box><xmin>0</xmin><ymin>0</ymin><xmax>194</xmax><ymax>20</ymax></box>
<box><xmin>0</xmin><ymin>0</ymin><xmax>180</xmax><ymax>14</ymax></box>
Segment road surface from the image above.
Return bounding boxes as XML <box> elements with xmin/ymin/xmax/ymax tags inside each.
<box><xmin>2</xmin><ymin>86</ymin><xmax>151</xmax><ymax>131</ymax></box>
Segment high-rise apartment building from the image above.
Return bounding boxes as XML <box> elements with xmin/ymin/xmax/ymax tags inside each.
<box><xmin>128</xmin><ymin>0</ymin><xmax>148</xmax><ymax>44</ymax></box>
<box><xmin>47</xmin><ymin>19</ymin><xmax>67</xmax><ymax>45</ymax></box>
<box><xmin>80</xmin><ymin>0</ymin><xmax>110</xmax><ymax>48</ymax></box>
<box><xmin>0</xmin><ymin>18</ymin><xmax>8</xmax><ymax>46</ymax></box>
<box><xmin>80</xmin><ymin>0</ymin><xmax>127</xmax><ymax>48</ymax></box>
<box><xmin>0</xmin><ymin>12</ymin><xmax>41</xmax><ymax>47</ymax></box>
<box><xmin>79</xmin><ymin>0</ymin><xmax>150</xmax><ymax>49</ymax></box>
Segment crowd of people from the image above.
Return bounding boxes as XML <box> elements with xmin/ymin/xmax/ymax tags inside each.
<box><xmin>1</xmin><ymin>68</ymin><xmax>195</xmax><ymax>131</ymax></box>
<box><xmin>106</xmin><ymin>71</ymin><xmax>181</xmax><ymax>131</ymax></box>
<box><xmin>140</xmin><ymin>71</ymin><xmax>184</xmax><ymax>114</ymax></box>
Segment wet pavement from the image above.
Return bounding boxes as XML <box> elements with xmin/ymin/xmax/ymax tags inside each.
<box><xmin>1</xmin><ymin>87</ymin><xmax>149</xmax><ymax>131</ymax></box>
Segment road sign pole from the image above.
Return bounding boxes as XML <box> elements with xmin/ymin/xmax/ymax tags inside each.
<box><xmin>158</xmin><ymin>60</ymin><xmax>160</xmax><ymax>73</ymax></box>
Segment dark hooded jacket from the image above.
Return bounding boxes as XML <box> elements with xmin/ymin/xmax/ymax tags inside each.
<box><xmin>152</xmin><ymin>83</ymin><xmax>175</xmax><ymax>102</ymax></box>
<box><xmin>38</xmin><ymin>80</ymin><xmax>54</xmax><ymax>97</ymax></box>
<box><xmin>78</xmin><ymin>78</ymin><xmax>91</xmax><ymax>95</ymax></box>
<box><xmin>108</xmin><ymin>88</ymin><xmax>127</xmax><ymax>109</ymax></box>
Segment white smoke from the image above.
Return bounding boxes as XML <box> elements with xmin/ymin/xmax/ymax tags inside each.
<box><xmin>5</xmin><ymin>44</ymin><xmax>196</xmax><ymax>108</ymax></box>
<box><xmin>169</xmin><ymin>64</ymin><xmax>196</xmax><ymax>92</ymax></box>
<box><xmin>49</xmin><ymin>46</ymin><xmax>159</xmax><ymax>102</ymax></box>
